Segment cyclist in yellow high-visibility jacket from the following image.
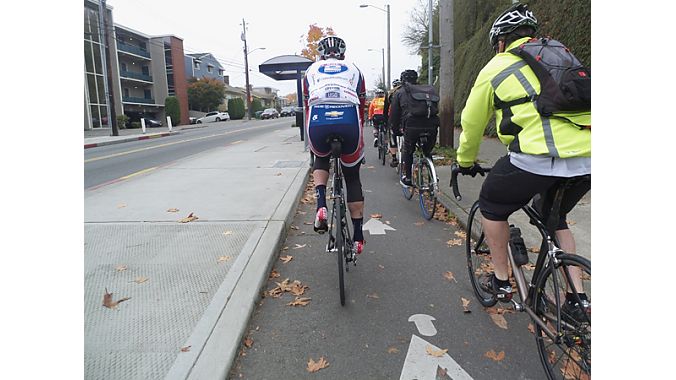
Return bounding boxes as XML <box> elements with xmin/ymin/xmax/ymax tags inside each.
<box><xmin>456</xmin><ymin>3</ymin><xmax>590</xmax><ymax>312</ymax></box>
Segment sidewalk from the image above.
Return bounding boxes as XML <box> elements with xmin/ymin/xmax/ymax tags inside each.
<box><xmin>84</xmin><ymin>127</ymin><xmax>310</xmax><ymax>379</ymax></box>
<box><xmin>434</xmin><ymin>128</ymin><xmax>591</xmax><ymax>260</ymax></box>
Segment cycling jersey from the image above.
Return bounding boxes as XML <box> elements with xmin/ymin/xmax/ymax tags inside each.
<box><xmin>303</xmin><ymin>58</ymin><xmax>365</xmax><ymax>108</ymax></box>
<box><xmin>368</xmin><ymin>97</ymin><xmax>385</xmax><ymax>120</ymax></box>
<box><xmin>457</xmin><ymin>37</ymin><xmax>591</xmax><ymax>169</ymax></box>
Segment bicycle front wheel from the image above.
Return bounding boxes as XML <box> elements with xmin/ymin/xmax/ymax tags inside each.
<box><xmin>465</xmin><ymin>201</ymin><xmax>497</xmax><ymax>307</ymax></box>
<box><xmin>399</xmin><ymin>160</ymin><xmax>414</xmax><ymax>200</ymax></box>
<box><xmin>418</xmin><ymin>158</ymin><xmax>437</xmax><ymax>220</ymax></box>
<box><xmin>533</xmin><ymin>254</ymin><xmax>591</xmax><ymax>380</ymax></box>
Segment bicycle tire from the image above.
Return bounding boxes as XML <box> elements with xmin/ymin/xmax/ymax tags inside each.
<box><xmin>380</xmin><ymin>129</ymin><xmax>387</xmax><ymax>165</ymax></box>
<box><xmin>465</xmin><ymin>201</ymin><xmax>498</xmax><ymax>307</ymax></box>
<box><xmin>418</xmin><ymin>158</ymin><xmax>437</xmax><ymax>220</ymax></box>
<box><xmin>399</xmin><ymin>160</ymin><xmax>414</xmax><ymax>200</ymax></box>
<box><xmin>335</xmin><ymin>196</ymin><xmax>346</xmax><ymax>306</ymax></box>
<box><xmin>532</xmin><ymin>253</ymin><xmax>591</xmax><ymax>380</ymax></box>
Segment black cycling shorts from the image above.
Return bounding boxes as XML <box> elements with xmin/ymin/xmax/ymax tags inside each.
<box><xmin>479</xmin><ymin>155</ymin><xmax>590</xmax><ymax>230</ymax></box>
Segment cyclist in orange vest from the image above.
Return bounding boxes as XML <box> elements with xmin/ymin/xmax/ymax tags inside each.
<box><xmin>368</xmin><ymin>89</ymin><xmax>386</xmax><ymax>147</ymax></box>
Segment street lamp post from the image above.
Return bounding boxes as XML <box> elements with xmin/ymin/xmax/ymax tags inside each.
<box><xmin>360</xmin><ymin>4</ymin><xmax>391</xmax><ymax>91</ymax></box>
<box><xmin>368</xmin><ymin>48</ymin><xmax>385</xmax><ymax>90</ymax></box>
<box><xmin>241</xmin><ymin>20</ymin><xmax>266</xmax><ymax>120</ymax></box>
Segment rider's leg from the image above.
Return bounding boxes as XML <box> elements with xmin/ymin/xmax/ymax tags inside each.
<box><xmin>401</xmin><ymin>128</ymin><xmax>417</xmax><ymax>181</ymax></box>
<box><xmin>342</xmin><ymin>162</ymin><xmax>365</xmax><ymax>253</ymax></box>
<box><xmin>482</xmin><ymin>219</ymin><xmax>511</xmax><ymax>281</ymax></box>
<box><xmin>312</xmin><ymin>156</ymin><xmax>330</xmax><ymax>233</ymax></box>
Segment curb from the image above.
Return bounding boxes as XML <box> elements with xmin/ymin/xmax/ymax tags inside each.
<box><xmin>83</xmin><ymin>131</ymin><xmax>180</xmax><ymax>149</ymax></box>
<box><xmin>181</xmin><ymin>164</ymin><xmax>311</xmax><ymax>379</ymax></box>
<box><xmin>437</xmin><ymin>187</ymin><xmax>471</xmax><ymax>232</ymax></box>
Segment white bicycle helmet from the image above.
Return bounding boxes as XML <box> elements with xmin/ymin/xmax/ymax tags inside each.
<box><xmin>317</xmin><ymin>36</ymin><xmax>346</xmax><ymax>60</ymax></box>
<box><xmin>489</xmin><ymin>3</ymin><xmax>538</xmax><ymax>49</ymax></box>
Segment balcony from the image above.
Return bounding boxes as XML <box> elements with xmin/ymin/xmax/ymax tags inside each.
<box><xmin>116</xmin><ymin>41</ymin><xmax>151</xmax><ymax>59</ymax></box>
<box><xmin>123</xmin><ymin>96</ymin><xmax>155</xmax><ymax>105</ymax></box>
<box><xmin>120</xmin><ymin>70</ymin><xmax>152</xmax><ymax>82</ymax></box>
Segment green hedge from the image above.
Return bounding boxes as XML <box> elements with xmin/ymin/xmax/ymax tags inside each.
<box><xmin>165</xmin><ymin>96</ymin><xmax>181</xmax><ymax>126</ymax></box>
<box><xmin>228</xmin><ymin>98</ymin><xmax>246</xmax><ymax>120</ymax></box>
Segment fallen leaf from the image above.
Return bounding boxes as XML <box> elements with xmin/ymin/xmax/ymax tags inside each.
<box><xmin>443</xmin><ymin>271</ymin><xmax>458</xmax><ymax>283</ymax></box>
<box><xmin>485</xmin><ymin>350</ymin><xmax>505</xmax><ymax>361</ymax></box>
<box><xmin>528</xmin><ymin>323</ymin><xmax>535</xmax><ymax>334</ymax></box>
<box><xmin>115</xmin><ymin>265</ymin><xmax>128</xmax><ymax>272</ymax></box>
<box><xmin>378</xmin><ymin>265</ymin><xmax>385</xmax><ymax>270</ymax></box>
<box><xmin>276</xmin><ymin>278</ymin><xmax>293</xmax><ymax>292</ymax></box>
<box><xmin>489</xmin><ymin>314</ymin><xmax>508</xmax><ymax>330</ymax></box>
<box><xmin>133</xmin><ymin>276</ymin><xmax>149</xmax><ymax>284</ymax></box>
<box><xmin>293</xmin><ymin>243</ymin><xmax>307</xmax><ymax>249</ymax></box>
<box><xmin>267</xmin><ymin>287</ymin><xmax>283</xmax><ymax>298</ymax></box>
<box><xmin>387</xmin><ymin>347</ymin><xmax>400</xmax><ymax>354</ymax></box>
<box><xmin>523</xmin><ymin>263</ymin><xmax>536</xmax><ymax>271</ymax></box>
<box><xmin>180</xmin><ymin>346</ymin><xmax>191</xmax><ymax>352</ymax></box>
<box><xmin>461</xmin><ymin>297</ymin><xmax>471</xmax><ymax>313</ymax></box>
<box><xmin>167</xmin><ymin>208</ymin><xmax>179</xmax><ymax>213</ymax></box>
<box><xmin>287</xmin><ymin>297</ymin><xmax>311</xmax><ymax>306</ymax></box>
<box><xmin>367</xmin><ymin>293</ymin><xmax>380</xmax><ymax>299</ymax></box>
<box><xmin>370</xmin><ymin>213</ymin><xmax>383</xmax><ymax>219</ymax></box>
<box><xmin>567</xmin><ymin>219</ymin><xmax>577</xmax><ymax>226</ymax></box>
<box><xmin>291</xmin><ymin>225</ymin><xmax>300</xmax><ymax>230</ymax></box>
<box><xmin>414</xmin><ymin>221</ymin><xmax>425</xmax><ymax>226</ymax></box>
<box><xmin>269</xmin><ymin>269</ymin><xmax>280</xmax><ymax>279</ymax></box>
<box><xmin>446</xmin><ymin>238</ymin><xmax>463</xmax><ymax>246</ymax></box>
<box><xmin>117</xmin><ymin>203</ymin><xmax>127</xmax><ymax>208</ymax></box>
<box><xmin>426</xmin><ymin>346</ymin><xmax>448</xmax><ymax>357</ymax></box>
<box><xmin>218</xmin><ymin>256</ymin><xmax>231</xmax><ymax>263</ymax></box>
<box><xmin>275</xmin><ymin>172</ymin><xmax>283</xmax><ymax>176</ymax></box>
<box><xmin>454</xmin><ymin>231</ymin><xmax>466</xmax><ymax>239</ymax></box>
<box><xmin>223</xmin><ymin>230</ymin><xmax>233</xmax><ymax>236</ymax></box>
<box><xmin>306</xmin><ymin>357</ymin><xmax>329</xmax><ymax>373</ymax></box>
<box><xmin>102</xmin><ymin>288</ymin><xmax>131</xmax><ymax>309</ymax></box>
<box><xmin>280</xmin><ymin>255</ymin><xmax>293</xmax><ymax>263</ymax></box>
<box><xmin>290</xmin><ymin>281</ymin><xmax>309</xmax><ymax>296</ymax></box>
<box><xmin>178</xmin><ymin>212</ymin><xmax>198</xmax><ymax>223</ymax></box>
<box><xmin>243</xmin><ymin>337</ymin><xmax>254</xmax><ymax>348</ymax></box>
<box><xmin>282</xmin><ymin>246</ymin><xmax>289</xmax><ymax>251</ymax></box>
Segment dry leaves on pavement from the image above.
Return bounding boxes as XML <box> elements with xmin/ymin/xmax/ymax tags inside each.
<box><xmin>167</xmin><ymin>208</ymin><xmax>179</xmax><ymax>213</ymax></box>
<box><xmin>280</xmin><ymin>255</ymin><xmax>293</xmax><ymax>263</ymax></box>
<box><xmin>115</xmin><ymin>265</ymin><xmax>128</xmax><ymax>272</ymax></box>
<box><xmin>367</xmin><ymin>293</ymin><xmax>380</xmax><ymax>299</ymax></box>
<box><xmin>180</xmin><ymin>346</ymin><xmax>191</xmax><ymax>352</ymax></box>
<box><xmin>223</xmin><ymin>230</ymin><xmax>234</xmax><ymax>236</ymax></box>
<box><xmin>102</xmin><ymin>288</ymin><xmax>131</xmax><ymax>309</ymax></box>
<box><xmin>461</xmin><ymin>297</ymin><xmax>471</xmax><ymax>313</ymax></box>
<box><xmin>269</xmin><ymin>269</ymin><xmax>280</xmax><ymax>279</ymax></box>
<box><xmin>454</xmin><ymin>231</ymin><xmax>466</xmax><ymax>239</ymax></box>
<box><xmin>446</xmin><ymin>238</ymin><xmax>463</xmax><ymax>247</ymax></box>
<box><xmin>414</xmin><ymin>221</ymin><xmax>425</xmax><ymax>226</ymax></box>
<box><xmin>287</xmin><ymin>297</ymin><xmax>311</xmax><ymax>307</ymax></box>
<box><xmin>290</xmin><ymin>282</ymin><xmax>309</xmax><ymax>296</ymax></box>
<box><xmin>443</xmin><ymin>271</ymin><xmax>458</xmax><ymax>283</ymax></box>
<box><xmin>243</xmin><ymin>337</ymin><xmax>254</xmax><ymax>348</ymax></box>
<box><xmin>218</xmin><ymin>256</ymin><xmax>231</xmax><ymax>263</ymax></box>
<box><xmin>178</xmin><ymin>212</ymin><xmax>198</xmax><ymax>223</ymax></box>
<box><xmin>485</xmin><ymin>350</ymin><xmax>505</xmax><ymax>361</ymax></box>
<box><xmin>306</xmin><ymin>357</ymin><xmax>329</xmax><ymax>373</ymax></box>
<box><xmin>387</xmin><ymin>347</ymin><xmax>400</xmax><ymax>354</ymax></box>
<box><xmin>489</xmin><ymin>314</ymin><xmax>508</xmax><ymax>329</ymax></box>
<box><xmin>133</xmin><ymin>276</ymin><xmax>149</xmax><ymax>284</ymax></box>
<box><xmin>293</xmin><ymin>243</ymin><xmax>307</xmax><ymax>249</ymax></box>
<box><xmin>426</xmin><ymin>346</ymin><xmax>448</xmax><ymax>357</ymax></box>
<box><xmin>117</xmin><ymin>203</ymin><xmax>127</xmax><ymax>208</ymax></box>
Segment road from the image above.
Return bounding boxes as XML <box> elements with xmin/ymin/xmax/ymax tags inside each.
<box><xmin>84</xmin><ymin>118</ymin><xmax>299</xmax><ymax>189</ymax></box>
<box><xmin>227</xmin><ymin>132</ymin><xmax>548</xmax><ymax>379</ymax></box>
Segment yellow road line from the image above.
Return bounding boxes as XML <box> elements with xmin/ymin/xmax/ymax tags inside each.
<box><xmin>84</xmin><ymin>124</ymin><xmax>275</xmax><ymax>163</ymax></box>
<box><xmin>119</xmin><ymin>166</ymin><xmax>158</xmax><ymax>180</ymax></box>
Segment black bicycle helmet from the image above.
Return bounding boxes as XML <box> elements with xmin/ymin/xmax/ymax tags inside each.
<box><xmin>489</xmin><ymin>3</ymin><xmax>538</xmax><ymax>49</ymax></box>
<box><xmin>400</xmin><ymin>69</ymin><xmax>418</xmax><ymax>84</ymax></box>
<box><xmin>317</xmin><ymin>36</ymin><xmax>346</xmax><ymax>60</ymax></box>
<box><xmin>392</xmin><ymin>79</ymin><xmax>401</xmax><ymax>88</ymax></box>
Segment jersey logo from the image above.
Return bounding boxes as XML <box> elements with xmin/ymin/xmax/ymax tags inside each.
<box><xmin>318</xmin><ymin>64</ymin><xmax>348</xmax><ymax>75</ymax></box>
<box><xmin>325</xmin><ymin>111</ymin><xmax>344</xmax><ymax>118</ymax></box>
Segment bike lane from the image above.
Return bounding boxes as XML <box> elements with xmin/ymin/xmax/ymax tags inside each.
<box><xmin>228</xmin><ymin>137</ymin><xmax>547</xmax><ymax>379</ymax></box>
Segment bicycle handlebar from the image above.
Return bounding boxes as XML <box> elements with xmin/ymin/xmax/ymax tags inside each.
<box><xmin>449</xmin><ymin>163</ymin><xmax>491</xmax><ymax>201</ymax></box>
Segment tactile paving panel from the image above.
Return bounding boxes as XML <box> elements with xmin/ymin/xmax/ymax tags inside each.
<box><xmin>84</xmin><ymin>222</ymin><xmax>257</xmax><ymax>380</ymax></box>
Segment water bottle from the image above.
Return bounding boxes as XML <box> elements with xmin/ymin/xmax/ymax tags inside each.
<box><xmin>509</xmin><ymin>225</ymin><xmax>529</xmax><ymax>266</ymax></box>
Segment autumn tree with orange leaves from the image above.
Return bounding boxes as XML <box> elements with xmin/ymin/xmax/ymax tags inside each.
<box><xmin>300</xmin><ymin>24</ymin><xmax>336</xmax><ymax>61</ymax></box>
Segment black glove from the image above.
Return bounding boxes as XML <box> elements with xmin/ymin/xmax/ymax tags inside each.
<box><xmin>458</xmin><ymin>163</ymin><xmax>482</xmax><ymax>177</ymax></box>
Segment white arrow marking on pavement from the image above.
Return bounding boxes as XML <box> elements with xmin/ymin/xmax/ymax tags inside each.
<box><xmin>363</xmin><ymin>218</ymin><xmax>396</xmax><ymax>235</ymax></box>
<box><xmin>408</xmin><ymin>314</ymin><xmax>437</xmax><ymax>337</ymax></box>
<box><xmin>400</xmin><ymin>335</ymin><xmax>474</xmax><ymax>380</ymax></box>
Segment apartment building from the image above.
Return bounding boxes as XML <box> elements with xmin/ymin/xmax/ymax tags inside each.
<box><xmin>84</xmin><ymin>0</ymin><xmax>189</xmax><ymax>129</ymax></box>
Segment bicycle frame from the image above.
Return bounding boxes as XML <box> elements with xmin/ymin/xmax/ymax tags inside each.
<box><xmin>326</xmin><ymin>141</ymin><xmax>355</xmax><ymax>264</ymax></box>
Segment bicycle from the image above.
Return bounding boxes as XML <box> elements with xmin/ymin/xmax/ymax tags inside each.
<box><xmin>398</xmin><ymin>133</ymin><xmax>439</xmax><ymax>220</ymax></box>
<box><xmin>450</xmin><ymin>163</ymin><xmax>591</xmax><ymax>380</ymax></box>
<box><xmin>323</xmin><ymin>136</ymin><xmax>357</xmax><ymax>306</ymax></box>
<box><xmin>375</xmin><ymin>120</ymin><xmax>388</xmax><ymax>166</ymax></box>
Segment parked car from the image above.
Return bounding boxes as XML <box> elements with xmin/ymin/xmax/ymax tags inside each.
<box><xmin>196</xmin><ymin>111</ymin><xmax>230</xmax><ymax>123</ymax></box>
<box><xmin>189</xmin><ymin>117</ymin><xmax>197</xmax><ymax>124</ymax></box>
<box><xmin>254</xmin><ymin>110</ymin><xmax>264</xmax><ymax>119</ymax></box>
<box><xmin>142</xmin><ymin>118</ymin><xmax>162</xmax><ymax>127</ymax></box>
<box><xmin>280</xmin><ymin>107</ymin><xmax>295</xmax><ymax>117</ymax></box>
<box><xmin>261</xmin><ymin>108</ymin><xmax>280</xmax><ymax>120</ymax></box>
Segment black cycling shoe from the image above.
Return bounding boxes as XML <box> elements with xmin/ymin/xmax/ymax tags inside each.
<box><xmin>390</xmin><ymin>156</ymin><xmax>399</xmax><ymax>168</ymax></box>
<box><xmin>400</xmin><ymin>175</ymin><xmax>412</xmax><ymax>187</ymax></box>
<box><xmin>480</xmin><ymin>273</ymin><xmax>513</xmax><ymax>302</ymax></box>
<box><xmin>561</xmin><ymin>298</ymin><xmax>591</xmax><ymax>325</ymax></box>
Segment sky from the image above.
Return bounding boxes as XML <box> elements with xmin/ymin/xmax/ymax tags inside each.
<box><xmin>108</xmin><ymin>0</ymin><xmax>424</xmax><ymax>96</ymax></box>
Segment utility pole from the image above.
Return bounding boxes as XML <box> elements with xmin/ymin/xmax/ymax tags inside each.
<box><xmin>438</xmin><ymin>0</ymin><xmax>454</xmax><ymax>147</ymax></box>
<box><xmin>242</xmin><ymin>19</ymin><xmax>252</xmax><ymax>120</ymax></box>
<box><xmin>428</xmin><ymin>0</ymin><xmax>434</xmax><ymax>85</ymax></box>
<box><xmin>386</xmin><ymin>4</ymin><xmax>391</xmax><ymax>90</ymax></box>
<box><xmin>98</xmin><ymin>0</ymin><xmax>119</xmax><ymax>136</ymax></box>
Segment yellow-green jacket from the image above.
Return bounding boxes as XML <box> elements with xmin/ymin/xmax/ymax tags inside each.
<box><xmin>456</xmin><ymin>37</ymin><xmax>591</xmax><ymax>168</ymax></box>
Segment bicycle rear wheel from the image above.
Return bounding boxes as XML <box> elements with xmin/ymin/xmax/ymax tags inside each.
<box><xmin>418</xmin><ymin>158</ymin><xmax>437</xmax><ymax>220</ymax></box>
<box><xmin>379</xmin><ymin>129</ymin><xmax>387</xmax><ymax>165</ymax></box>
<box><xmin>533</xmin><ymin>254</ymin><xmax>591</xmax><ymax>380</ymax></box>
<box><xmin>334</xmin><ymin>198</ymin><xmax>346</xmax><ymax>306</ymax></box>
<box><xmin>465</xmin><ymin>201</ymin><xmax>497</xmax><ymax>307</ymax></box>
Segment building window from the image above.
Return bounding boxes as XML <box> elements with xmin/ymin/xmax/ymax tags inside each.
<box><xmin>144</xmin><ymin>89</ymin><xmax>152</xmax><ymax>99</ymax></box>
<box><xmin>195</xmin><ymin>61</ymin><xmax>200</xmax><ymax>70</ymax></box>
<box><xmin>123</xmin><ymin>88</ymin><xmax>129</xmax><ymax>98</ymax></box>
<box><xmin>207</xmin><ymin>65</ymin><xmax>213</xmax><ymax>73</ymax></box>
<box><xmin>219</xmin><ymin>69</ymin><xmax>224</xmax><ymax>76</ymax></box>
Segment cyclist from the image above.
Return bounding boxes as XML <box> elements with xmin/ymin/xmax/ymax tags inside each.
<box><xmin>383</xmin><ymin>79</ymin><xmax>402</xmax><ymax>167</ymax></box>
<box><xmin>455</xmin><ymin>3</ymin><xmax>591</xmax><ymax>313</ymax></box>
<box><xmin>389</xmin><ymin>70</ymin><xmax>439</xmax><ymax>186</ymax></box>
<box><xmin>368</xmin><ymin>89</ymin><xmax>386</xmax><ymax>147</ymax></box>
<box><xmin>303</xmin><ymin>36</ymin><xmax>367</xmax><ymax>255</ymax></box>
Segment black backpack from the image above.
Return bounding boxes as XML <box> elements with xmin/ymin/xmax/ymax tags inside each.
<box><xmin>507</xmin><ymin>37</ymin><xmax>591</xmax><ymax>119</ymax></box>
<box><xmin>402</xmin><ymin>83</ymin><xmax>440</xmax><ymax>119</ymax></box>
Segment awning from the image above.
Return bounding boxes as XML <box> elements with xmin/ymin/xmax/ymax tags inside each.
<box><xmin>258</xmin><ymin>55</ymin><xmax>313</xmax><ymax>81</ymax></box>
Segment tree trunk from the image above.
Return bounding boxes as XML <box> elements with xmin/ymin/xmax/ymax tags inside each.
<box><xmin>438</xmin><ymin>0</ymin><xmax>454</xmax><ymax>147</ymax></box>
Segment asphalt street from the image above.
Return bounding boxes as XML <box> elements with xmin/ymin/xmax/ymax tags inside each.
<box><xmin>228</xmin><ymin>133</ymin><xmax>547</xmax><ymax>379</ymax></box>
<box><xmin>84</xmin><ymin>118</ymin><xmax>297</xmax><ymax>189</ymax></box>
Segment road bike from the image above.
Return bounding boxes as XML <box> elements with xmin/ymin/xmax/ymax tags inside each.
<box><xmin>398</xmin><ymin>133</ymin><xmax>439</xmax><ymax>220</ymax></box>
<box><xmin>451</xmin><ymin>163</ymin><xmax>591</xmax><ymax>380</ymax></box>
<box><xmin>375</xmin><ymin>120</ymin><xmax>388</xmax><ymax>166</ymax></box>
<box><xmin>324</xmin><ymin>136</ymin><xmax>357</xmax><ymax>306</ymax></box>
